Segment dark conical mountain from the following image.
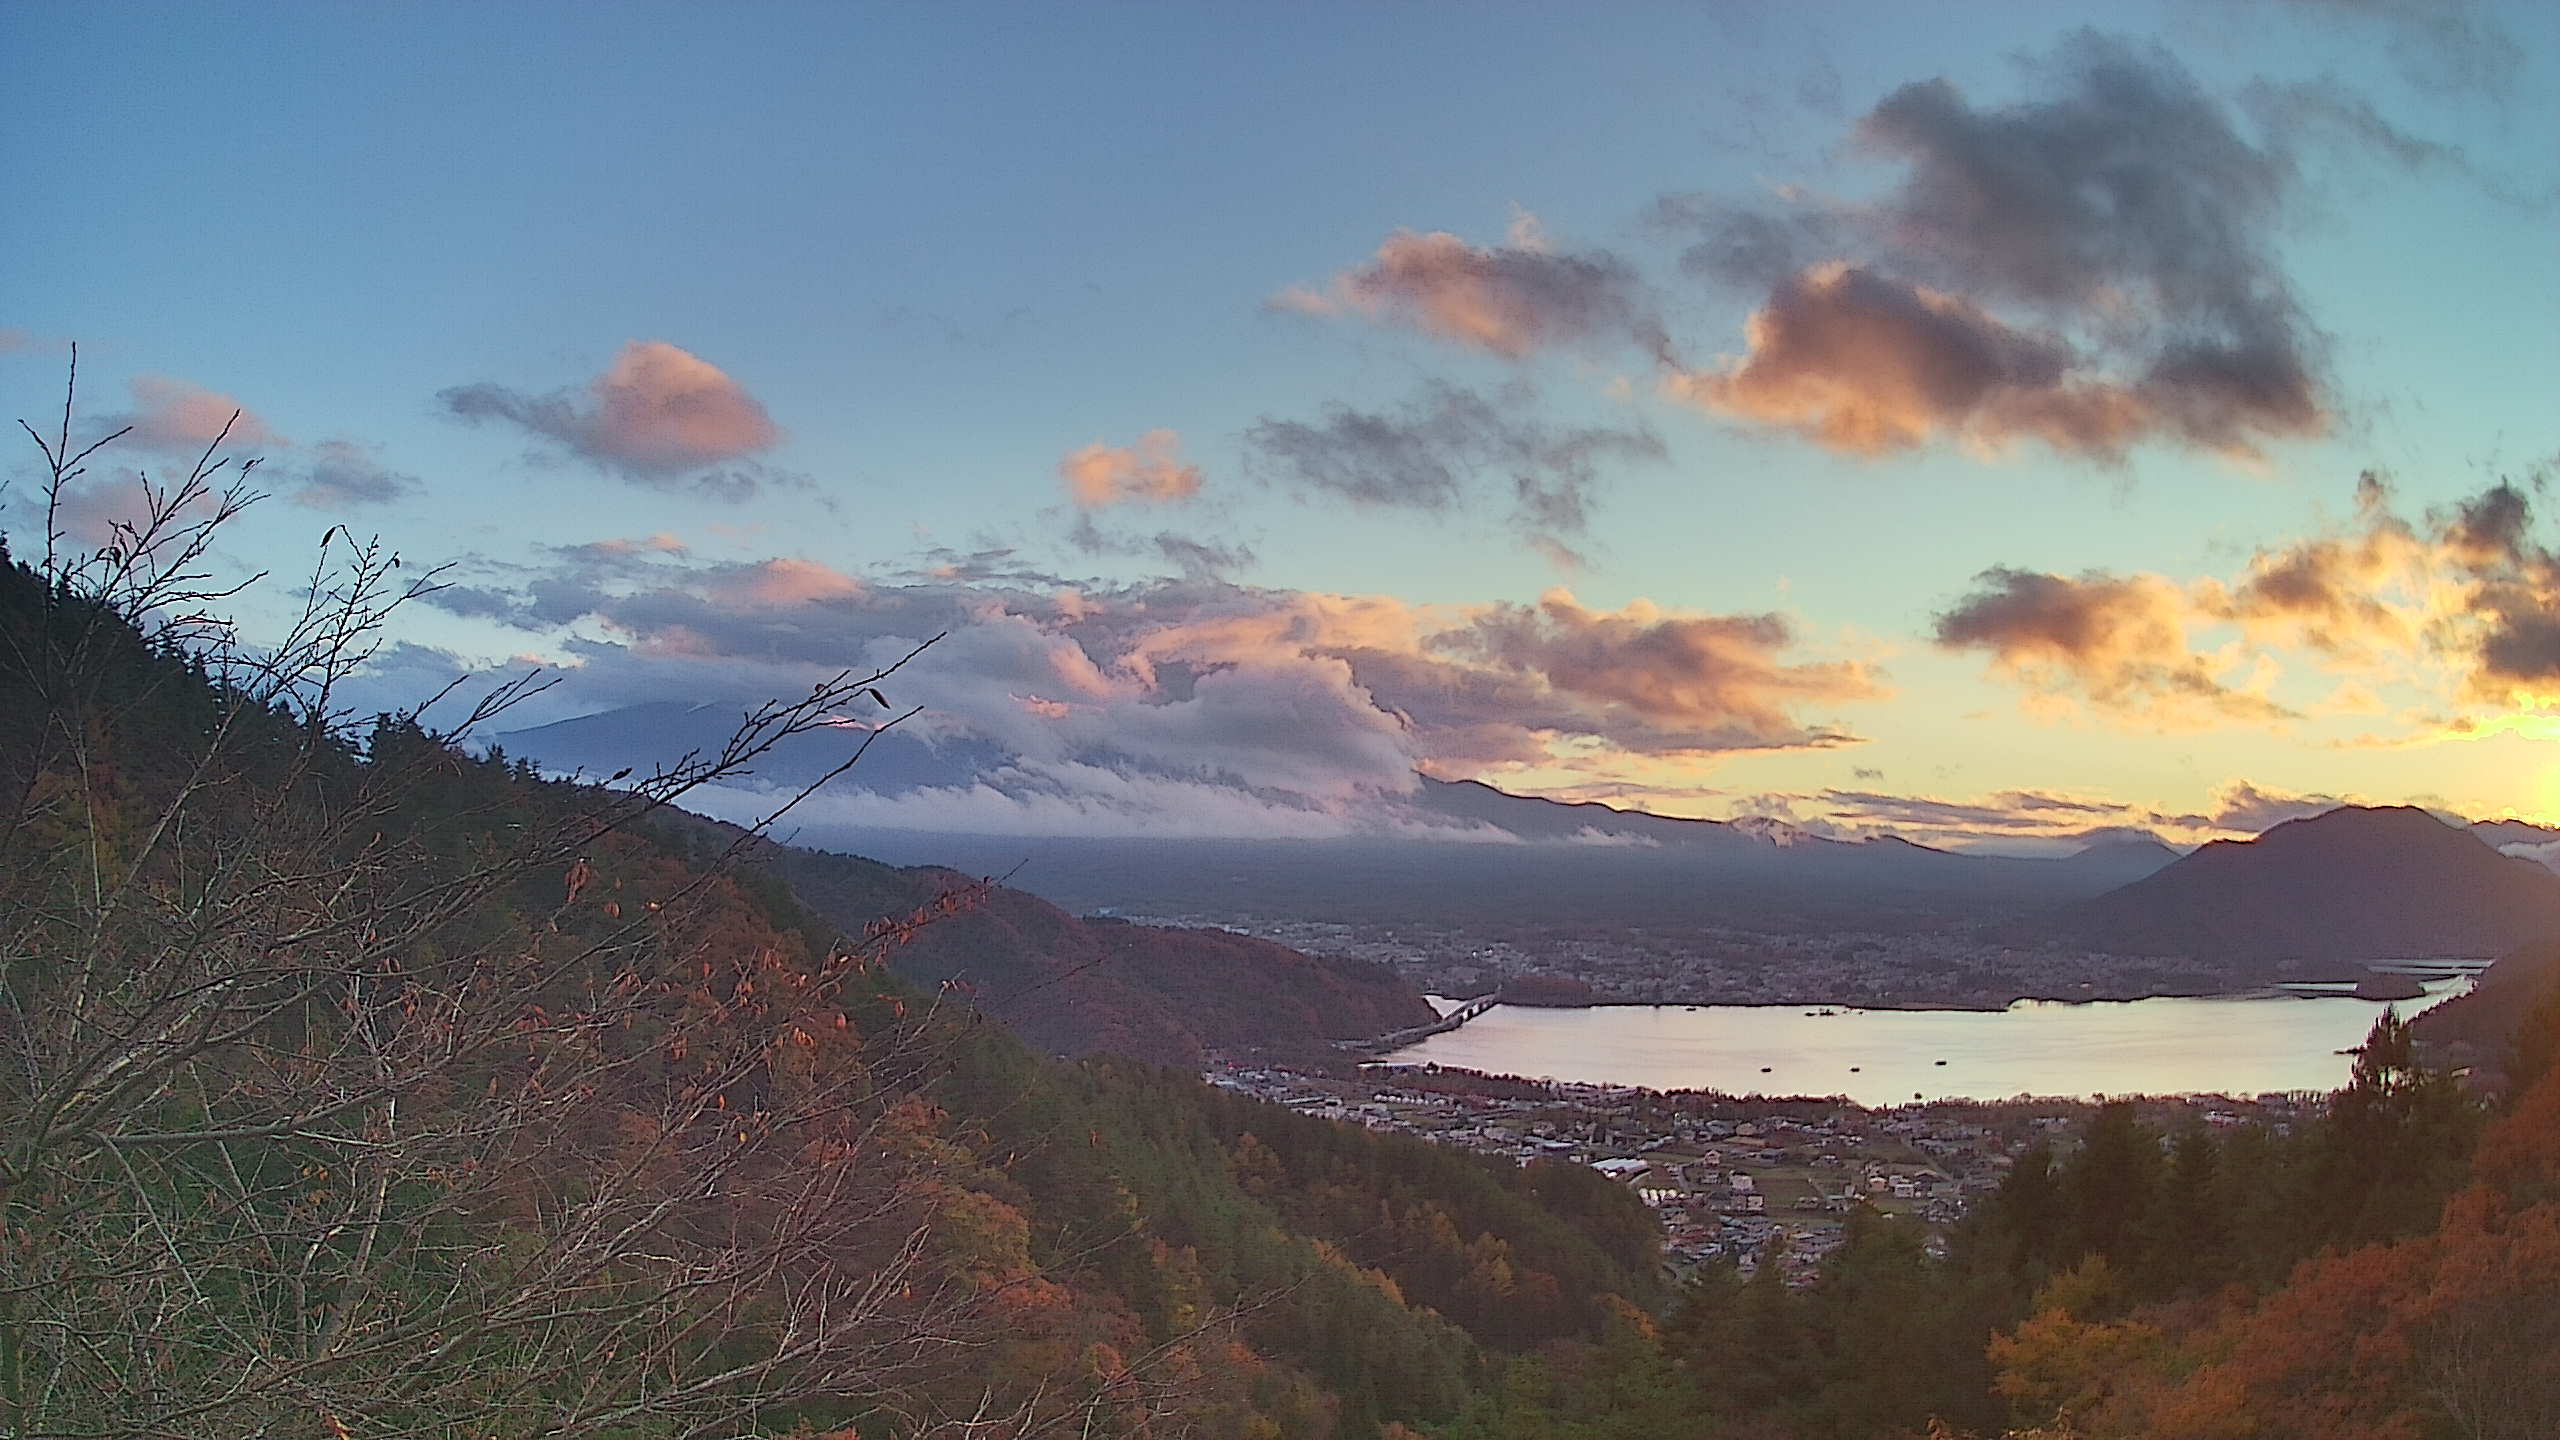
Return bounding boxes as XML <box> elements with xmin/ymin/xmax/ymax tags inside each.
<box><xmin>2055</xmin><ymin>835</ymin><xmax>2182</xmax><ymax>886</ymax></box>
<box><xmin>2043</xmin><ymin>806</ymin><xmax>2560</xmax><ymax>971</ymax></box>
<box><xmin>498</xmin><ymin>700</ymin><xmax>1010</xmax><ymax>792</ymax></box>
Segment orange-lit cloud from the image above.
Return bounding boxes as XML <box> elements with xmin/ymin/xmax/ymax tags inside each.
<box><xmin>426</xmin><ymin>545</ymin><xmax>1880</xmax><ymax>809</ymax></box>
<box><xmin>723</xmin><ymin>556</ymin><xmax>865</xmax><ymax>607</ymax></box>
<box><xmin>1059</xmin><ymin>429</ymin><xmax>1203</xmax><ymax>507</ymax></box>
<box><xmin>1664</xmin><ymin>263</ymin><xmax>2154</xmax><ymax>458</ymax></box>
<box><xmin>440</xmin><ymin>340</ymin><xmax>781</xmax><ymax>496</ymax></box>
<box><xmin>1933</xmin><ymin>565</ymin><xmax>2291</xmax><ymax>725</ymax></box>
<box><xmin>1938</xmin><ymin>476</ymin><xmax>2560</xmax><ymax>734</ymax></box>
<box><xmin>1279</xmin><ymin>217</ymin><xmax>1666</xmax><ymax>360</ymax></box>
<box><xmin>121</xmin><ymin>375</ymin><xmax>285</xmax><ymax>454</ymax></box>
<box><xmin>1441</xmin><ymin>587</ymin><xmax>1882</xmax><ymax>752</ymax></box>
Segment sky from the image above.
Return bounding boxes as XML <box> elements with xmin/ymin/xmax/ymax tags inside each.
<box><xmin>5</xmin><ymin>0</ymin><xmax>2559</xmax><ymax>853</ymax></box>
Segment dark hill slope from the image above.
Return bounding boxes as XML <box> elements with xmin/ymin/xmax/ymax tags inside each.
<box><xmin>674</xmin><ymin>829</ymin><xmax>1434</xmax><ymax>1065</ymax></box>
<box><xmin>2412</xmin><ymin>938</ymin><xmax>2560</xmax><ymax>1077</ymax></box>
<box><xmin>2041</xmin><ymin>806</ymin><xmax>2560</xmax><ymax>970</ymax></box>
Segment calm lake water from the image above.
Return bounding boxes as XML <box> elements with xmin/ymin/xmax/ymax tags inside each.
<box><xmin>1385</xmin><ymin>983</ymin><xmax>2469</xmax><ymax>1106</ymax></box>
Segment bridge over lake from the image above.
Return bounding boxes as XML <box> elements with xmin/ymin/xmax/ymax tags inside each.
<box><xmin>1348</xmin><ymin>993</ymin><xmax>1498</xmax><ymax>1053</ymax></box>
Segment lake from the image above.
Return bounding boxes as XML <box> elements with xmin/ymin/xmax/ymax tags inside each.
<box><xmin>1383</xmin><ymin>982</ymin><xmax>2471</xmax><ymax>1106</ymax></box>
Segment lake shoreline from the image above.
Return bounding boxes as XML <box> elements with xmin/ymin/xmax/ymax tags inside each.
<box><xmin>1449</xmin><ymin>984</ymin><xmax>2456</xmax><ymax>1017</ymax></box>
<box><xmin>1396</xmin><ymin>979</ymin><xmax>2472</xmax><ymax>1106</ymax></box>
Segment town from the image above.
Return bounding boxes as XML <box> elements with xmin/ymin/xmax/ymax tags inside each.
<box><xmin>1135</xmin><ymin>913</ymin><xmax>2244</xmax><ymax>1010</ymax></box>
<box><xmin>1206</xmin><ymin>1054</ymin><xmax>2323</xmax><ymax>1284</ymax></box>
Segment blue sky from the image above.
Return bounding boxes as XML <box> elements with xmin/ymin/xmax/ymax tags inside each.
<box><xmin>6</xmin><ymin>1</ymin><xmax>2558</xmax><ymax>849</ymax></box>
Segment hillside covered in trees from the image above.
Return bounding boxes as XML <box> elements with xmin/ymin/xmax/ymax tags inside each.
<box><xmin>0</xmin><ymin>498</ymin><xmax>1659</xmax><ymax>1439</ymax></box>
<box><xmin>1419</xmin><ymin>1004</ymin><xmax>2555</xmax><ymax>1440</ymax></box>
<box><xmin>740</xmin><ymin>832</ymin><xmax>1437</xmax><ymax>1065</ymax></box>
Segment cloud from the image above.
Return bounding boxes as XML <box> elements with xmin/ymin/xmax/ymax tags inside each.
<box><xmin>1278</xmin><ymin>213</ymin><xmax>1669</xmax><ymax>360</ymax></box>
<box><xmin>1149</xmin><ymin>533</ymin><xmax>1255</xmax><ymax>580</ymax></box>
<box><xmin>23</xmin><ymin>469</ymin><xmax>216</xmax><ymax>549</ymax></box>
<box><xmin>1067</xmin><ymin>514</ymin><xmax>1255</xmax><ymax>580</ymax></box>
<box><xmin>1435</xmin><ymin>588</ymin><xmax>1879</xmax><ymax>753</ymax></box>
<box><xmin>290</xmin><ymin>439</ymin><xmax>420</xmax><ymax>510</ymax></box>
<box><xmin>2265</xmin><ymin>0</ymin><xmax>2522</xmax><ymax>97</ymax></box>
<box><xmin>2203</xmin><ymin>477</ymin><xmax>2560</xmax><ymax>713</ymax></box>
<box><xmin>1812</xmin><ymin>787</ymin><xmax>2148</xmax><ymax>834</ymax></box>
<box><xmin>1246</xmin><ymin>381</ymin><xmax>1666</xmax><ymax>556</ymax></box>
<box><xmin>676</xmin><ymin>761</ymin><xmax>1528</xmax><ymax>844</ymax></box>
<box><xmin>417</xmin><ymin>545</ymin><xmax>1878</xmax><ymax>833</ymax></box>
<box><xmin>1059</xmin><ymin>429</ymin><xmax>1203</xmax><ymax>507</ymax></box>
<box><xmin>439</xmin><ymin>340</ymin><xmax>781</xmax><ymax>497</ymax></box>
<box><xmin>1727</xmin><ymin>776</ymin><xmax>2386</xmax><ymax>853</ymax></box>
<box><xmin>1937</xmin><ymin>475</ymin><xmax>2560</xmax><ymax>735</ymax></box>
<box><xmin>119</xmin><ymin>376</ymin><xmax>285</xmax><ymax>455</ymax></box>
<box><xmin>1933</xmin><ymin>566</ymin><xmax>2291</xmax><ymax>725</ymax></box>
<box><xmin>2207</xmin><ymin>779</ymin><xmax>2347</xmax><ymax>831</ymax></box>
<box><xmin>1663</xmin><ymin>263</ymin><xmax>2155</xmax><ymax>458</ymax></box>
<box><xmin>1671</xmin><ymin>32</ymin><xmax>2330</xmax><ymax>461</ymax></box>
<box><xmin>1660</xmin><ymin>196</ymin><xmax>1849</xmax><ymax>290</ymax></box>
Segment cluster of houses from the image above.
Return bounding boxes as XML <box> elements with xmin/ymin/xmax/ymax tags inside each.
<box><xmin>1206</xmin><ymin>1057</ymin><xmax>2323</xmax><ymax>1282</ymax></box>
<box><xmin>1162</xmin><ymin>912</ymin><xmax>2235</xmax><ymax>1010</ymax></box>
<box><xmin>1207</xmin><ymin>1060</ymin><xmax>2035</xmax><ymax>1279</ymax></box>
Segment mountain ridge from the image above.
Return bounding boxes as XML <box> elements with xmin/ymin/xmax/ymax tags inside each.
<box><xmin>2040</xmin><ymin>805</ymin><xmax>2560</xmax><ymax>970</ymax></box>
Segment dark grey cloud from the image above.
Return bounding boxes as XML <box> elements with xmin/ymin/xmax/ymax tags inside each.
<box><xmin>900</xmin><ymin>546</ymin><xmax>1074</xmax><ymax>587</ymax></box>
<box><xmin>1857</xmin><ymin>33</ymin><xmax>2321</xmax><ymax>448</ymax></box>
<box><xmin>1245</xmin><ymin>382</ymin><xmax>1667</xmax><ymax>558</ymax></box>
<box><xmin>1671</xmin><ymin>32</ymin><xmax>2338</xmax><ymax>461</ymax></box>
<box><xmin>1656</xmin><ymin>197</ymin><xmax>1846</xmax><ymax>290</ymax></box>
<box><xmin>1065</xmin><ymin>513</ymin><xmax>1257</xmax><ymax>580</ymax></box>
<box><xmin>2269</xmin><ymin>0</ymin><xmax>2522</xmax><ymax>97</ymax></box>
<box><xmin>290</xmin><ymin>440</ymin><xmax>420</xmax><ymax>510</ymax></box>
<box><xmin>1150</xmin><ymin>532</ymin><xmax>1257</xmax><ymax>580</ymax></box>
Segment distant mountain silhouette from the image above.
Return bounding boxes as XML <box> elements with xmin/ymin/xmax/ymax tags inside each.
<box><xmin>1412</xmin><ymin>777</ymin><xmax>1822</xmax><ymax>849</ymax></box>
<box><xmin>2471</xmin><ymin>817</ymin><xmax>2560</xmax><ymax>872</ymax></box>
<box><xmin>499</xmin><ymin>701</ymin><xmax>1008</xmax><ymax>793</ymax></box>
<box><xmin>498</xmin><ymin>705</ymin><xmax>2204</xmax><ymax>928</ymax></box>
<box><xmin>1411</xmin><ymin>776</ymin><xmax>1958</xmax><ymax>855</ymax></box>
<box><xmin>2043</xmin><ymin>806</ymin><xmax>2560</xmax><ymax>970</ymax></box>
<box><xmin>2055</xmin><ymin>836</ymin><xmax>2182</xmax><ymax>887</ymax></box>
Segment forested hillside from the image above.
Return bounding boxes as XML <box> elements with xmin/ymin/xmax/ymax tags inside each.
<box><xmin>0</xmin><ymin>512</ymin><xmax>1659</xmax><ymax>1439</ymax></box>
<box><xmin>734</xmin><ymin>832</ymin><xmax>1436</xmax><ymax>1065</ymax></box>
<box><xmin>1420</xmin><ymin>1006</ymin><xmax>2553</xmax><ymax>1440</ymax></box>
